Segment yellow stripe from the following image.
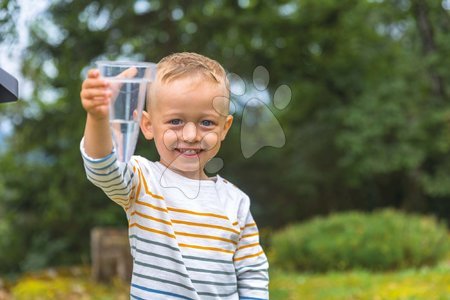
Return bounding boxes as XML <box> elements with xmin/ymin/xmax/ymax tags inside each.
<box><xmin>130</xmin><ymin>184</ymin><xmax>136</xmax><ymax>195</ymax></box>
<box><xmin>167</xmin><ymin>207</ymin><xmax>229</xmax><ymax>220</ymax></box>
<box><xmin>135</xmin><ymin>166</ymin><xmax>142</xmax><ymax>198</ymax></box>
<box><xmin>240</xmin><ymin>222</ymin><xmax>256</xmax><ymax>230</ymax></box>
<box><xmin>236</xmin><ymin>243</ymin><xmax>259</xmax><ymax>251</ymax></box>
<box><xmin>234</xmin><ymin>250</ymin><xmax>264</xmax><ymax>262</ymax></box>
<box><xmin>175</xmin><ymin>231</ymin><xmax>237</xmax><ymax>245</ymax></box>
<box><xmin>131</xmin><ymin>211</ymin><xmax>172</xmax><ymax>225</ymax></box>
<box><xmin>232</xmin><ymin>221</ymin><xmax>239</xmax><ymax>226</ymax></box>
<box><xmin>135</xmin><ymin>199</ymin><xmax>168</xmax><ymax>213</ymax></box>
<box><xmin>172</xmin><ymin>219</ymin><xmax>240</xmax><ymax>235</ymax></box>
<box><xmin>137</xmin><ymin>167</ymin><xmax>164</xmax><ymax>200</ymax></box>
<box><xmin>178</xmin><ymin>243</ymin><xmax>234</xmax><ymax>254</ymax></box>
<box><xmin>125</xmin><ymin>184</ymin><xmax>136</xmax><ymax>211</ymax></box>
<box><xmin>242</xmin><ymin>232</ymin><xmax>259</xmax><ymax>239</ymax></box>
<box><xmin>130</xmin><ymin>223</ymin><xmax>175</xmax><ymax>239</ymax></box>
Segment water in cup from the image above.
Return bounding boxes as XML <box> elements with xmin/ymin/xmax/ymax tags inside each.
<box><xmin>110</xmin><ymin>119</ymin><xmax>139</xmax><ymax>162</ymax></box>
<box><xmin>96</xmin><ymin>61</ymin><xmax>156</xmax><ymax>162</ymax></box>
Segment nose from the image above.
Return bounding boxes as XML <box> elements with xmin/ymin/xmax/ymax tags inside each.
<box><xmin>182</xmin><ymin>122</ymin><xmax>198</xmax><ymax>143</ymax></box>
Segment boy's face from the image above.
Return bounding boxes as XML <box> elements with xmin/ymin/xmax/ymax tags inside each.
<box><xmin>140</xmin><ymin>75</ymin><xmax>233</xmax><ymax>180</ymax></box>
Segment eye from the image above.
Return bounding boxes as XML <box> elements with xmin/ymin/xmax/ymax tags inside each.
<box><xmin>201</xmin><ymin>120</ymin><xmax>215</xmax><ymax>127</ymax></box>
<box><xmin>169</xmin><ymin>119</ymin><xmax>182</xmax><ymax>125</ymax></box>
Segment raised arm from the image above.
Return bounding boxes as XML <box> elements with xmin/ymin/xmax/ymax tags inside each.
<box><xmin>80</xmin><ymin>69</ymin><xmax>113</xmax><ymax>158</ymax></box>
<box><xmin>80</xmin><ymin>68</ymin><xmax>139</xmax><ymax>210</ymax></box>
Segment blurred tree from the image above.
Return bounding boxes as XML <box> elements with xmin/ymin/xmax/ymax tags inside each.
<box><xmin>1</xmin><ymin>0</ymin><xmax>450</xmax><ymax>274</ymax></box>
<box><xmin>335</xmin><ymin>0</ymin><xmax>450</xmax><ymax>216</ymax></box>
<box><xmin>0</xmin><ymin>0</ymin><xmax>19</xmax><ymax>44</ymax></box>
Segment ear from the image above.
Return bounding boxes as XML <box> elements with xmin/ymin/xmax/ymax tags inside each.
<box><xmin>220</xmin><ymin>115</ymin><xmax>234</xmax><ymax>141</ymax></box>
<box><xmin>140</xmin><ymin>111</ymin><xmax>154</xmax><ymax>140</ymax></box>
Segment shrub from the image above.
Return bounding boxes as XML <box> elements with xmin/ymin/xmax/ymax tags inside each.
<box><xmin>270</xmin><ymin>209</ymin><xmax>449</xmax><ymax>272</ymax></box>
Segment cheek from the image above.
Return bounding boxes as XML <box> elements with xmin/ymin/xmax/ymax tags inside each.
<box><xmin>201</xmin><ymin>132</ymin><xmax>219</xmax><ymax>150</ymax></box>
<box><xmin>161</xmin><ymin>129</ymin><xmax>178</xmax><ymax>150</ymax></box>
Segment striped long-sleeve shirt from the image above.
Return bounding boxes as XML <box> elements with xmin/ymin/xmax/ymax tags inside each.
<box><xmin>81</xmin><ymin>141</ymin><xmax>269</xmax><ymax>300</ymax></box>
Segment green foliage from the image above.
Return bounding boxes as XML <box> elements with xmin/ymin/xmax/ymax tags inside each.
<box><xmin>270</xmin><ymin>262</ymin><xmax>450</xmax><ymax>300</ymax></box>
<box><xmin>0</xmin><ymin>0</ymin><xmax>19</xmax><ymax>44</ymax></box>
<box><xmin>270</xmin><ymin>209</ymin><xmax>449</xmax><ymax>272</ymax></box>
<box><xmin>9</xmin><ymin>267</ymin><xmax>128</xmax><ymax>300</ymax></box>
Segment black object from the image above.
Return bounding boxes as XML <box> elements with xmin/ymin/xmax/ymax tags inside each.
<box><xmin>0</xmin><ymin>68</ymin><xmax>18</xmax><ymax>103</ymax></box>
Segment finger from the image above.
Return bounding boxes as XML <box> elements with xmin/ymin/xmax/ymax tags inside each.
<box><xmin>83</xmin><ymin>98</ymin><xmax>110</xmax><ymax>110</ymax></box>
<box><xmin>87</xmin><ymin>69</ymin><xmax>100</xmax><ymax>78</ymax></box>
<box><xmin>82</xmin><ymin>79</ymin><xmax>109</xmax><ymax>89</ymax></box>
<box><xmin>92</xmin><ymin>96</ymin><xmax>110</xmax><ymax>103</ymax></box>
<box><xmin>117</xmin><ymin>67</ymin><xmax>138</xmax><ymax>79</ymax></box>
<box><xmin>81</xmin><ymin>88</ymin><xmax>111</xmax><ymax>100</ymax></box>
<box><xmin>89</xmin><ymin>98</ymin><xmax>110</xmax><ymax>106</ymax></box>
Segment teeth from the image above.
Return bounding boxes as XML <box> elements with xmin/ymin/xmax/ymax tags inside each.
<box><xmin>179</xmin><ymin>149</ymin><xmax>199</xmax><ymax>154</ymax></box>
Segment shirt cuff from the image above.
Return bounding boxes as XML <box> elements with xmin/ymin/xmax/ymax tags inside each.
<box><xmin>80</xmin><ymin>137</ymin><xmax>116</xmax><ymax>167</ymax></box>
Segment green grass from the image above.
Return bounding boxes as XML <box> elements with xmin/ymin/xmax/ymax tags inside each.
<box><xmin>270</xmin><ymin>262</ymin><xmax>450</xmax><ymax>300</ymax></box>
<box><xmin>2</xmin><ymin>262</ymin><xmax>450</xmax><ymax>299</ymax></box>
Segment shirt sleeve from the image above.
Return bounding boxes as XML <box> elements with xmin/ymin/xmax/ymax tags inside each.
<box><xmin>234</xmin><ymin>197</ymin><xmax>269</xmax><ymax>300</ymax></box>
<box><xmin>80</xmin><ymin>138</ymin><xmax>137</xmax><ymax>210</ymax></box>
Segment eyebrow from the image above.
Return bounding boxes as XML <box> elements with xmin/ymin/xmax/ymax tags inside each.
<box><xmin>160</xmin><ymin>111</ymin><xmax>222</xmax><ymax>120</ymax></box>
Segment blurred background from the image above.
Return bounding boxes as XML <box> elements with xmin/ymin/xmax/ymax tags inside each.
<box><xmin>1</xmin><ymin>0</ymin><xmax>450</xmax><ymax>299</ymax></box>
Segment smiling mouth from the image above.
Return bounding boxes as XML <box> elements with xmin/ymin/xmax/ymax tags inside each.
<box><xmin>175</xmin><ymin>148</ymin><xmax>203</xmax><ymax>157</ymax></box>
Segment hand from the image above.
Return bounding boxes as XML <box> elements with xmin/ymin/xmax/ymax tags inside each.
<box><xmin>80</xmin><ymin>67</ymin><xmax>139</xmax><ymax>120</ymax></box>
<box><xmin>80</xmin><ymin>69</ymin><xmax>111</xmax><ymax>121</ymax></box>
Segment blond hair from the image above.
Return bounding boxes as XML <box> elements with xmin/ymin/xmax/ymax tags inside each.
<box><xmin>156</xmin><ymin>52</ymin><xmax>229</xmax><ymax>90</ymax></box>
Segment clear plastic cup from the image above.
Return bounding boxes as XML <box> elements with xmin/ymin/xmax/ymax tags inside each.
<box><xmin>96</xmin><ymin>61</ymin><xmax>156</xmax><ymax>162</ymax></box>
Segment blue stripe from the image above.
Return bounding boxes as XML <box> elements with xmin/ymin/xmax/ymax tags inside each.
<box><xmin>192</xmin><ymin>278</ymin><xmax>236</xmax><ymax>286</ymax></box>
<box><xmin>238</xmin><ymin>285</ymin><xmax>268</xmax><ymax>291</ymax></box>
<box><xmin>130</xmin><ymin>235</ymin><xmax>180</xmax><ymax>252</ymax></box>
<box><xmin>87</xmin><ymin>158</ymin><xmax>117</xmax><ymax>170</ymax></box>
<box><xmin>186</xmin><ymin>266</ymin><xmax>235</xmax><ymax>275</ymax></box>
<box><xmin>98</xmin><ymin>177</ymin><xmax>125</xmax><ymax>189</ymax></box>
<box><xmin>134</xmin><ymin>260</ymin><xmax>190</xmax><ymax>278</ymax></box>
<box><xmin>93</xmin><ymin>166</ymin><xmax>131</xmax><ymax>186</ymax></box>
<box><xmin>133</xmin><ymin>272</ymin><xmax>195</xmax><ymax>291</ymax></box>
<box><xmin>131</xmin><ymin>283</ymin><xmax>194</xmax><ymax>300</ymax></box>
<box><xmin>82</xmin><ymin>150</ymin><xmax>114</xmax><ymax>163</ymax></box>
<box><xmin>103</xmin><ymin>173</ymin><xmax>134</xmax><ymax>191</ymax></box>
<box><xmin>130</xmin><ymin>293</ymin><xmax>145</xmax><ymax>300</ymax></box>
<box><xmin>108</xmin><ymin>190</ymin><xmax>130</xmax><ymax>197</ymax></box>
<box><xmin>131</xmin><ymin>246</ymin><xmax>184</xmax><ymax>265</ymax></box>
<box><xmin>87</xmin><ymin>172</ymin><xmax>121</xmax><ymax>183</ymax></box>
<box><xmin>104</xmin><ymin>173</ymin><xmax>132</xmax><ymax>194</ymax></box>
<box><xmin>236</xmin><ymin>261</ymin><xmax>268</xmax><ymax>272</ymax></box>
<box><xmin>182</xmin><ymin>255</ymin><xmax>233</xmax><ymax>264</ymax></box>
<box><xmin>104</xmin><ymin>185</ymin><xmax>128</xmax><ymax>195</ymax></box>
<box><xmin>85</xmin><ymin>165</ymin><xmax>119</xmax><ymax>176</ymax></box>
<box><xmin>239</xmin><ymin>277</ymin><xmax>269</xmax><ymax>281</ymax></box>
<box><xmin>197</xmin><ymin>289</ymin><xmax>238</xmax><ymax>297</ymax></box>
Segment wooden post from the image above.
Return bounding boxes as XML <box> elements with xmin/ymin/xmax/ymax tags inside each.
<box><xmin>91</xmin><ymin>227</ymin><xmax>132</xmax><ymax>283</ymax></box>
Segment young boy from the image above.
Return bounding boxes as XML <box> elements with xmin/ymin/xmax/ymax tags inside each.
<box><xmin>80</xmin><ymin>52</ymin><xmax>269</xmax><ymax>300</ymax></box>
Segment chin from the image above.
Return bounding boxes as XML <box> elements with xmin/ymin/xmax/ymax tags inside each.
<box><xmin>172</xmin><ymin>162</ymin><xmax>203</xmax><ymax>173</ymax></box>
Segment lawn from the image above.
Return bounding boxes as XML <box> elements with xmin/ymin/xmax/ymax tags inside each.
<box><xmin>270</xmin><ymin>262</ymin><xmax>450</xmax><ymax>300</ymax></box>
<box><xmin>2</xmin><ymin>261</ymin><xmax>449</xmax><ymax>299</ymax></box>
